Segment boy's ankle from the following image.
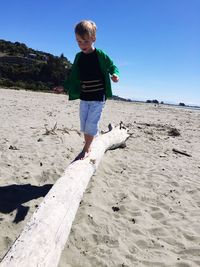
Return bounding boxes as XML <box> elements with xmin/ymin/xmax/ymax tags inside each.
<box><xmin>83</xmin><ymin>147</ymin><xmax>91</xmax><ymax>153</ymax></box>
<box><xmin>75</xmin><ymin>149</ymin><xmax>90</xmax><ymax>160</ymax></box>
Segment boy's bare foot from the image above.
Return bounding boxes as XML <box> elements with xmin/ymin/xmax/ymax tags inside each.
<box><xmin>75</xmin><ymin>149</ymin><xmax>91</xmax><ymax>161</ymax></box>
<box><xmin>73</xmin><ymin>133</ymin><xmax>94</xmax><ymax>161</ymax></box>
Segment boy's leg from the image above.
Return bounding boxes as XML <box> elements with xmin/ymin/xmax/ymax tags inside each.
<box><xmin>77</xmin><ymin>100</ymin><xmax>104</xmax><ymax>160</ymax></box>
<box><xmin>78</xmin><ymin>101</ymin><xmax>92</xmax><ymax>160</ymax></box>
<box><xmin>75</xmin><ymin>133</ymin><xmax>93</xmax><ymax>160</ymax></box>
<box><xmin>83</xmin><ymin>133</ymin><xmax>94</xmax><ymax>152</ymax></box>
<box><xmin>79</xmin><ymin>100</ymin><xmax>88</xmax><ymax>133</ymax></box>
<box><xmin>83</xmin><ymin>101</ymin><xmax>104</xmax><ymax>153</ymax></box>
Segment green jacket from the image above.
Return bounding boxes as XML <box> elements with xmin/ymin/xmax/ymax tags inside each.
<box><xmin>64</xmin><ymin>48</ymin><xmax>119</xmax><ymax>100</ymax></box>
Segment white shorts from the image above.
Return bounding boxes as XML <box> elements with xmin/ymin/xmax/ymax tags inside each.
<box><xmin>79</xmin><ymin>100</ymin><xmax>105</xmax><ymax>136</ymax></box>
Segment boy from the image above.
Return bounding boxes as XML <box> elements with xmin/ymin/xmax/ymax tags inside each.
<box><xmin>55</xmin><ymin>20</ymin><xmax>119</xmax><ymax>159</ymax></box>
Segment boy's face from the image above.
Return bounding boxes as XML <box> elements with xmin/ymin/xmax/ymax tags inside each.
<box><xmin>76</xmin><ymin>34</ymin><xmax>96</xmax><ymax>54</ymax></box>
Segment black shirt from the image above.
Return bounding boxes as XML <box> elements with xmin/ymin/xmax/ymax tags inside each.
<box><xmin>78</xmin><ymin>49</ymin><xmax>105</xmax><ymax>101</ymax></box>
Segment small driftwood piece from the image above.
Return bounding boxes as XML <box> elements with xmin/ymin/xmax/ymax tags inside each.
<box><xmin>44</xmin><ymin>122</ymin><xmax>57</xmax><ymax>135</ymax></box>
<box><xmin>172</xmin><ymin>148</ymin><xmax>191</xmax><ymax>157</ymax></box>
<box><xmin>1</xmin><ymin>124</ymin><xmax>129</xmax><ymax>267</ymax></box>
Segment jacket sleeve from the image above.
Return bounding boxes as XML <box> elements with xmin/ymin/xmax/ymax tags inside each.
<box><xmin>104</xmin><ymin>53</ymin><xmax>119</xmax><ymax>77</ymax></box>
<box><xmin>63</xmin><ymin>53</ymin><xmax>79</xmax><ymax>93</ymax></box>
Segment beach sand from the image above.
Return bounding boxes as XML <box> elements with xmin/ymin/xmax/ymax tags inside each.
<box><xmin>0</xmin><ymin>88</ymin><xmax>200</xmax><ymax>267</ymax></box>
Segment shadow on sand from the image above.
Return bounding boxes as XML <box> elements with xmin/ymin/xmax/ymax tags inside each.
<box><xmin>0</xmin><ymin>183</ymin><xmax>53</xmax><ymax>223</ymax></box>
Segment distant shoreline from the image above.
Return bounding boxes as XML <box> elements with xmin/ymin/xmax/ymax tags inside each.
<box><xmin>0</xmin><ymin>86</ymin><xmax>199</xmax><ymax>112</ymax></box>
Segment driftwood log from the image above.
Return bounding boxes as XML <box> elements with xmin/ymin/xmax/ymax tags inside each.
<box><xmin>1</xmin><ymin>124</ymin><xmax>129</xmax><ymax>267</ymax></box>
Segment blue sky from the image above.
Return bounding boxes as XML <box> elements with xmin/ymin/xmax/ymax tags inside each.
<box><xmin>1</xmin><ymin>0</ymin><xmax>200</xmax><ymax>105</ymax></box>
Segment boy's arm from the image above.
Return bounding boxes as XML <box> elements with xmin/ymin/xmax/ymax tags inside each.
<box><xmin>53</xmin><ymin>53</ymin><xmax>79</xmax><ymax>94</ymax></box>
<box><xmin>63</xmin><ymin>53</ymin><xmax>80</xmax><ymax>92</ymax></box>
<box><xmin>52</xmin><ymin>70</ymin><xmax>70</xmax><ymax>94</ymax></box>
<box><xmin>104</xmin><ymin>53</ymin><xmax>119</xmax><ymax>82</ymax></box>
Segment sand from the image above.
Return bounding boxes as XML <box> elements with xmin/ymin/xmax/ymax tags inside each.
<box><xmin>0</xmin><ymin>88</ymin><xmax>200</xmax><ymax>267</ymax></box>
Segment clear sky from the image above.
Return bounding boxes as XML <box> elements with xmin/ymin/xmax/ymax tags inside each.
<box><xmin>1</xmin><ymin>0</ymin><xmax>200</xmax><ymax>105</ymax></box>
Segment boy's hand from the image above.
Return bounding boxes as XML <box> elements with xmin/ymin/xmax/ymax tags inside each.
<box><xmin>111</xmin><ymin>74</ymin><xmax>119</xmax><ymax>82</ymax></box>
<box><xmin>53</xmin><ymin>86</ymin><xmax>64</xmax><ymax>94</ymax></box>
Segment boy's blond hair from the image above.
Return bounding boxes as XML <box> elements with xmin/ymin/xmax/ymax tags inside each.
<box><xmin>75</xmin><ymin>20</ymin><xmax>97</xmax><ymax>39</ymax></box>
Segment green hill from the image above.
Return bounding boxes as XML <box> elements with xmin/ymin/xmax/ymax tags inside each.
<box><xmin>0</xmin><ymin>39</ymin><xmax>72</xmax><ymax>91</ymax></box>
